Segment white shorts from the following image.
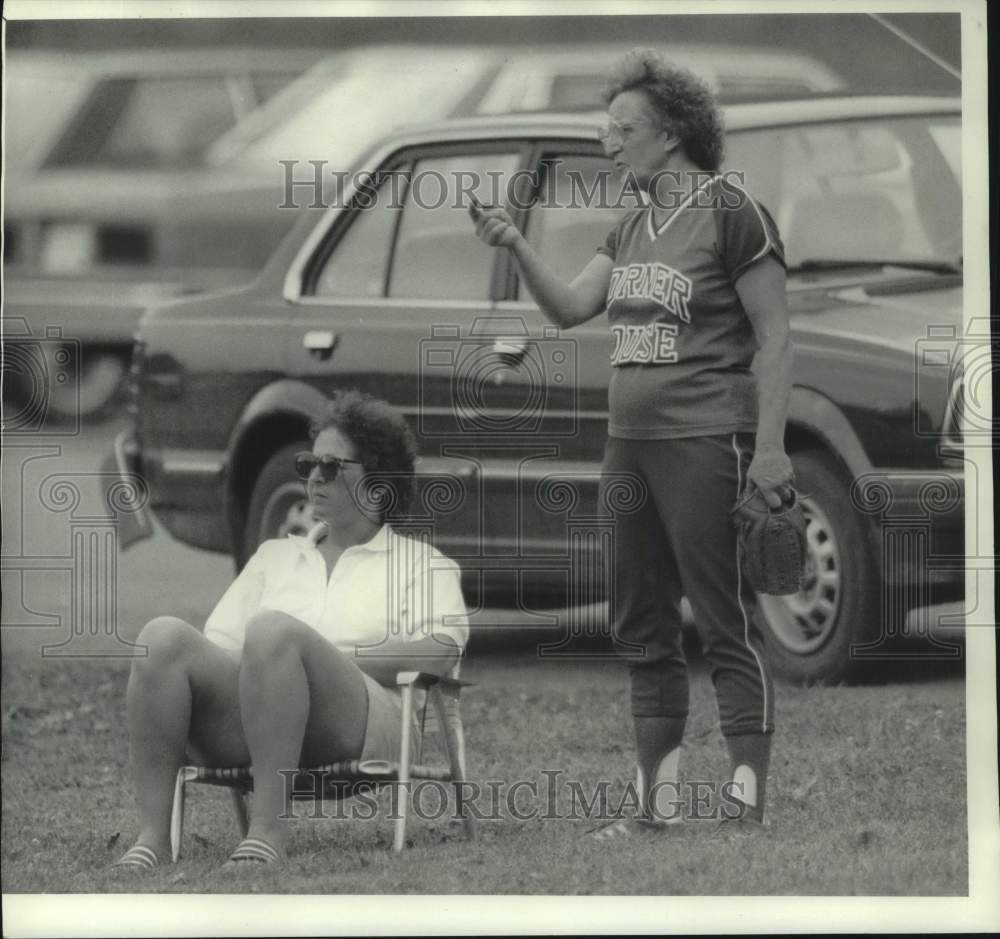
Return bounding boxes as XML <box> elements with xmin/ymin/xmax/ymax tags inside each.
<box><xmin>359</xmin><ymin>672</ymin><xmax>422</xmax><ymax>764</ymax></box>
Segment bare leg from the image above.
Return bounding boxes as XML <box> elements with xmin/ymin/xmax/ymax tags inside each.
<box><xmin>125</xmin><ymin>616</ymin><xmax>247</xmax><ymax>860</ymax></box>
<box><xmin>238</xmin><ymin>611</ymin><xmax>370</xmax><ymax>854</ymax></box>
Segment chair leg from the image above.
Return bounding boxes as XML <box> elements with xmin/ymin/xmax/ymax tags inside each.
<box><xmin>231</xmin><ymin>790</ymin><xmax>250</xmax><ymax>838</ymax></box>
<box><xmin>433</xmin><ymin>689</ymin><xmax>475</xmax><ymax>842</ymax></box>
<box><xmin>170</xmin><ymin>768</ymin><xmax>189</xmax><ymax>862</ymax></box>
<box><xmin>393</xmin><ymin>682</ymin><xmax>415</xmax><ymax>853</ymax></box>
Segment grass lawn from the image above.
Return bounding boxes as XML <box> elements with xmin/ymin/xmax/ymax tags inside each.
<box><xmin>1</xmin><ymin>640</ymin><xmax>967</xmax><ymax>896</ymax></box>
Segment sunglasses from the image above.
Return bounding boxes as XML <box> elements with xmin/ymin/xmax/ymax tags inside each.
<box><xmin>294</xmin><ymin>452</ymin><xmax>363</xmax><ymax>482</ymax></box>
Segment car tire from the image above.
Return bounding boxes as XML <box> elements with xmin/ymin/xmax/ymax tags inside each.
<box><xmin>755</xmin><ymin>449</ymin><xmax>882</xmax><ymax>685</ymax></box>
<box><xmin>244</xmin><ymin>442</ymin><xmax>315</xmax><ymax>561</ymax></box>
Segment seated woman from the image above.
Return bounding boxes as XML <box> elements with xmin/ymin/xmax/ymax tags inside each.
<box><xmin>113</xmin><ymin>390</ymin><xmax>468</xmax><ymax>870</ymax></box>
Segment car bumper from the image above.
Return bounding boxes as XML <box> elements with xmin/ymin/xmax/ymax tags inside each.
<box><xmin>906</xmin><ymin>600</ymin><xmax>967</xmax><ymax>640</ymax></box>
<box><xmin>141</xmin><ymin>446</ymin><xmax>231</xmax><ymax>553</ymax></box>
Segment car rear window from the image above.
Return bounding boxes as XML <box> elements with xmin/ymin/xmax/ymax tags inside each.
<box><xmin>217</xmin><ymin>54</ymin><xmax>489</xmax><ymax>173</ymax></box>
<box><xmin>249</xmin><ymin>73</ymin><xmax>299</xmax><ymax>106</ymax></box>
<box><xmin>546</xmin><ymin>74</ymin><xmax>609</xmax><ymax>111</ymax></box>
<box><xmin>45</xmin><ymin>76</ymin><xmax>242</xmax><ymax>169</ymax></box>
<box><xmin>4</xmin><ymin>70</ymin><xmax>86</xmax><ymax>174</ymax></box>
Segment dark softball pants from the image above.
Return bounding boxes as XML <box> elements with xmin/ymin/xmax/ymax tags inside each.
<box><xmin>602</xmin><ymin>433</ymin><xmax>774</xmax><ymax>737</ymax></box>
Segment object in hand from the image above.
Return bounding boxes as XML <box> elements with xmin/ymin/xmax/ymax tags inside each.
<box><xmin>730</xmin><ymin>487</ymin><xmax>808</xmax><ymax>596</ymax></box>
<box><xmin>468</xmin><ymin>194</ymin><xmax>496</xmax><ymax>221</ymax></box>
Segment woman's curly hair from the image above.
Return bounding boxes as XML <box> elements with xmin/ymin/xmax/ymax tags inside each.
<box><xmin>311</xmin><ymin>389</ymin><xmax>417</xmax><ymax>522</ymax></box>
<box><xmin>602</xmin><ymin>48</ymin><xmax>725</xmax><ymax>173</ymax></box>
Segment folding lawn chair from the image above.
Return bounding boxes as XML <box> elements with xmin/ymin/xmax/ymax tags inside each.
<box><xmin>169</xmin><ymin>670</ymin><xmax>474</xmax><ymax>858</ymax></box>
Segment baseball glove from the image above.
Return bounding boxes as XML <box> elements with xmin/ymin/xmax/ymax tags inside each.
<box><xmin>731</xmin><ymin>487</ymin><xmax>807</xmax><ymax>596</ymax></box>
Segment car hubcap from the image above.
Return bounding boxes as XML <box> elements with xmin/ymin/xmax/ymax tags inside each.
<box><xmin>260</xmin><ymin>481</ymin><xmax>314</xmax><ymax>543</ymax></box>
<box><xmin>758</xmin><ymin>495</ymin><xmax>841</xmax><ymax>655</ymax></box>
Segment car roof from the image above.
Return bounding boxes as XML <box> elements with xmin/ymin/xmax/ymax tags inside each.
<box><xmin>468</xmin><ymin>42</ymin><xmax>848</xmax><ymax>106</ymax></box>
<box><xmin>4</xmin><ymin>47</ymin><xmax>326</xmax><ymax>77</ymax></box>
<box><xmin>385</xmin><ymin>94</ymin><xmax>962</xmax><ymax>147</ymax></box>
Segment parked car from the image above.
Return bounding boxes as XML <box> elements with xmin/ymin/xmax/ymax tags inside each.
<box><xmin>207</xmin><ymin>42</ymin><xmax>847</xmax><ymax>174</ymax></box>
<box><xmin>118</xmin><ymin>94</ymin><xmax>965</xmax><ymax>682</ymax></box>
<box><xmin>3</xmin><ymin>48</ymin><xmax>323</xmax><ymax>418</ymax></box>
<box><xmin>469</xmin><ymin>42</ymin><xmax>847</xmax><ymax>113</ymax></box>
<box><xmin>3</xmin><ymin>43</ymin><xmax>845</xmax><ymax>420</ymax></box>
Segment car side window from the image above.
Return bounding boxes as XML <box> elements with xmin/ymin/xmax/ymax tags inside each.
<box><xmin>388</xmin><ymin>152</ymin><xmax>520</xmax><ymax>300</ymax></box>
<box><xmin>520</xmin><ymin>153</ymin><xmax>632</xmax><ymax>296</ymax></box>
<box><xmin>312</xmin><ymin>175</ymin><xmax>402</xmax><ymax>298</ymax></box>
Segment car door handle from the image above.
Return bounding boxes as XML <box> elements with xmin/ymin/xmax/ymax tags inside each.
<box><xmin>303</xmin><ymin>330</ymin><xmax>337</xmax><ymax>361</ymax></box>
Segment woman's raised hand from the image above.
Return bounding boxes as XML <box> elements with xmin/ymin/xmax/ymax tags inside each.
<box><xmin>468</xmin><ymin>196</ymin><xmax>522</xmax><ymax>249</ymax></box>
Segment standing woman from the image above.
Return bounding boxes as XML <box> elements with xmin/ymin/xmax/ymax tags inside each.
<box><xmin>471</xmin><ymin>49</ymin><xmax>794</xmax><ymax>831</ymax></box>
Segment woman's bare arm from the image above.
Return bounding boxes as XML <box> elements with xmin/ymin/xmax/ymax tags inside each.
<box><xmin>735</xmin><ymin>255</ymin><xmax>795</xmax><ymax>507</ymax></box>
<box><xmin>473</xmin><ymin>204</ymin><xmax>612</xmax><ymax>329</ymax></box>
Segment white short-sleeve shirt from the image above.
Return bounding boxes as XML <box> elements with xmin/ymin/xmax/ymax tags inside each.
<box><xmin>203</xmin><ymin>524</ymin><xmax>469</xmax><ymax>662</ymax></box>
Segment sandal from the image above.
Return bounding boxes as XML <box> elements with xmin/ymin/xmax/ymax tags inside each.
<box><xmin>110</xmin><ymin>844</ymin><xmax>161</xmax><ymax>871</ymax></box>
<box><xmin>225</xmin><ymin>837</ymin><xmax>283</xmax><ymax>866</ymax></box>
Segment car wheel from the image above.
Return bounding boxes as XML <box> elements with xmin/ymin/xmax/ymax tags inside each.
<box><xmin>43</xmin><ymin>345</ymin><xmax>128</xmax><ymax>421</ymax></box>
<box><xmin>244</xmin><ymin>443</ymin><xmax>316</xmax><ymax>559</ymax></box>
<box><xmin>755</xmin><ymin>449</ymin><xmax>881</xmax><ymax>684</ymax></box>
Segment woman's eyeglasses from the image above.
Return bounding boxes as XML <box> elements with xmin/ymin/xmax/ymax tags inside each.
<box><xmin>294</xmin><ymin>452</ymin><xmax>363</xmax><ymax>482</ymax></box>
<box><xmin>597</xmin><ymin>118</ymin><xmax>655</xmax><ymax>145</ymax></box>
